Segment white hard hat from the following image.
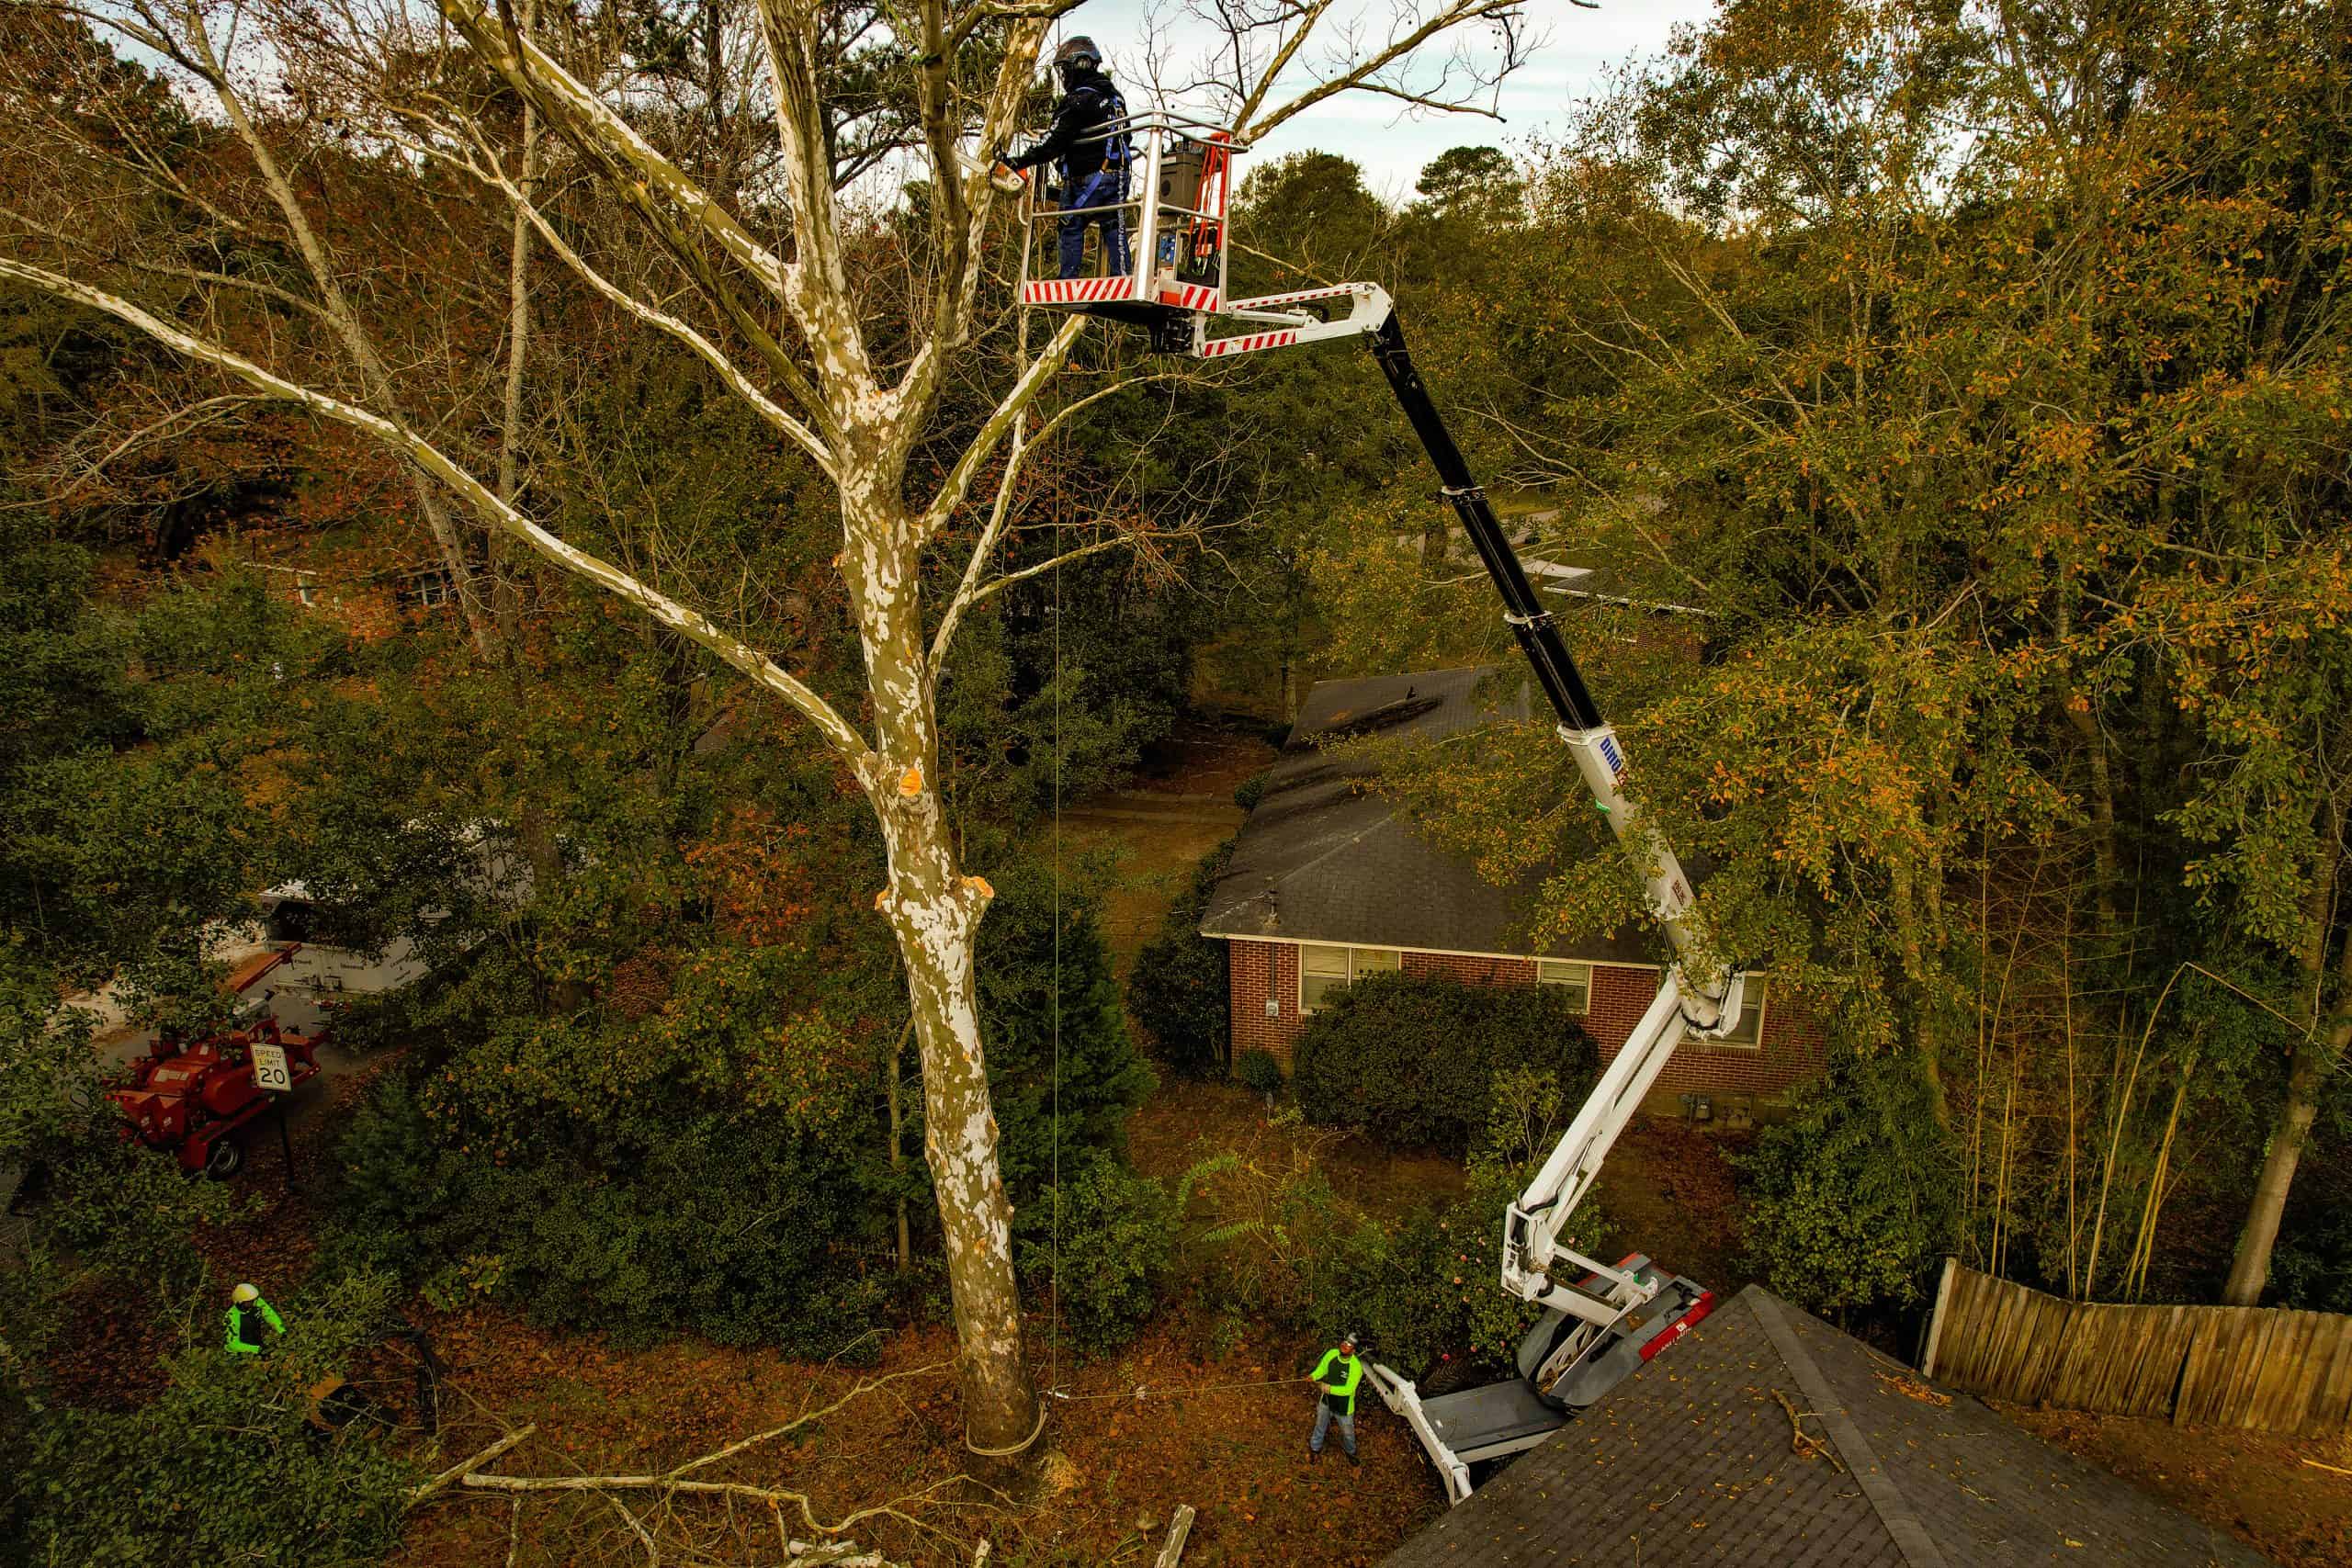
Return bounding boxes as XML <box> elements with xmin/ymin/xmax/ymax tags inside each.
<box><xmin>232</xmin><ymin>1282</ymin><xmax>260</xmax><ymax>1304</ymax></box>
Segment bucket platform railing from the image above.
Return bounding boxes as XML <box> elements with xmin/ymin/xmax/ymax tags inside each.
<box><xmin>1016</xmin><ymin>112</ymin><xmax>1241</xmax><ymax>323</ymax></box>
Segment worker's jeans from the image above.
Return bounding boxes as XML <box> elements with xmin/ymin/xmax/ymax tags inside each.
<box><xmin>1058</xmin><ymin>168</ymin><xmax>1129</xmax><ymax>279</ymax></box>
<box><xmin>1310</xmin><ymin>1401</ymin><xmax>1356</xmax><ymax>1457</ymax></box>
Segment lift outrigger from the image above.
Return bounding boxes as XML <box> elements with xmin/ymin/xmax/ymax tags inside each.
<box><xmin>1015</xmin><ymin>112</ymin><xmax>1753</xmax><ymax>1504</ymax></box>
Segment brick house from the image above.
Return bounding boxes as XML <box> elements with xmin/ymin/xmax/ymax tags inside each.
<box><xmin>1199</xmin><ymin>666</ymin><xmax>1826</xmax><ymax>1121</ymax></box>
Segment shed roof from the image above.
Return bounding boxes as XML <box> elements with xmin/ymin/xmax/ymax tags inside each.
<box><xmin>1383</xmin><ymin>1284</ymin><xmax>2266</xmax><ymax>1568</ymax></box>
<box><xmin>1195</xmin><ymin>666</ymin><xmax>1657</xmax><ymax>965</ymax></box>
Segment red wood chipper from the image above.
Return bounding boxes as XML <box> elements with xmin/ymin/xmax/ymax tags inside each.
<box><xmin>105</xmin><ymin>946</ymin><xmax>326</xmax><ymax>1179</ymax></box>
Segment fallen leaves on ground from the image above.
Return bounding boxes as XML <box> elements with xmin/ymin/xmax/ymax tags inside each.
<box><xmin>395</xmin><ymin>1313</ymin><xmax>1443</xmax><ymax>1566</ymax></box>
<box><xmin>1873</xmin><ymin>1370</ymin><xmax>1951</xmax><ymax>1405</ymax></box>
<box><xmin>2005</xmin><ymin>1404</ymin><xmax>2352</xmax><ymax>1568</ymax></box>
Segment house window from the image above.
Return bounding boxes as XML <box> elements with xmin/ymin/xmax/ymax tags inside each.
<box><xmin>1536</xmin><ymin>960</ymin><xmax>1592</xmax><ymax>1015</ymax></box>
<box><xmin>401</xmin><ymin>569</ymin><xmax>455</xmax><ymax>610</ymax></box>
<box><xmin>1718</xmin><ymin>977</ymin><xmax>1769</xmax><ymax>1047</ymax></box>
<box><xmin>1299</xmin><ymin>943</ymin><xmax>1400</xmax><ymax>1013</ymax></box>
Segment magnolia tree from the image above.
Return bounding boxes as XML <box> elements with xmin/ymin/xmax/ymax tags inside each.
<box><xmin>2</xmin><ymin>0</ymin><xmax>1534</xmax><ymax>1456</ymax></box>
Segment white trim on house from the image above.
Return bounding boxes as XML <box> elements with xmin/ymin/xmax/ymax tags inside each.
<box><xmin>1227</xmin><ymin>931</ymin><xmax>1665</xmax><ymax>975</ymax></box>
<box><xmin>1713</xmin><ymin>976</ymin><xmax>1769</xmax><ymax>1052</ymax></box>
<box><xmin>1233</xmin><ymin>933</ymin><xmax>1776</xmax><ymax>1048</ymax></box>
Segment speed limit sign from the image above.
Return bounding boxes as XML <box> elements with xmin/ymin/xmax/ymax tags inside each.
<box><xmin>249</xmin><ymin>1042</ymin><xmax>293</xmax><ymax>1094</ymax></box>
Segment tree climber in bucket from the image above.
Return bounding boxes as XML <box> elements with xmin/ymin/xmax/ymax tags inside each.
<box><xmin>996</xmin><ymin>37</ymin><xmax>1132</xmax><ymax>280</ymax></box>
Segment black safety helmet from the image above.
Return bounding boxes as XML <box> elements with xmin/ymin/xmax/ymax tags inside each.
<box><xmin>1054</xmin><ymin>36</ymin><xmax>1102</xmax><ymax>76</ymax></box>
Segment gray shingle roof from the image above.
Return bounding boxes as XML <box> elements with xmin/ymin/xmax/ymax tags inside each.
<box><xmin>1195</xmin><ymin>666</ymin><xmax>1658</xmax><ymax>965</ymax></box>
<box><xmin>1382</xmin><ymin>1285</ymin><xmax>2267</xmax><ymax>1567</ymax></box>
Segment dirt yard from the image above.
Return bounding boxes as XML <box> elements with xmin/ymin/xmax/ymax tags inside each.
<box><xmin>2002</xmin><ymin>1406</ymin><xmax>2352</xmax><ymax>1568</ymax></box>
<box><xmin>1586</xmin><ymin>1116</ymin><xmax>1754</xmax><ymax>1295</ymax></box>
<box><xmin>392</xmin><ymin>1309</ymin><xmax>1443</xmax><ymax>1567</ymax></box>
<box><xmin>1129</xmin><ymin>1078</ymin><xmax>1466</xmax><ymax>1223</ymax></box>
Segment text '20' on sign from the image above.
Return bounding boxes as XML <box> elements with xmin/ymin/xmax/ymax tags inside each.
<box><xmin>249</xmin><ymin>1042</ymin><xmax>293</xmax><ymax>1094</ymax></box>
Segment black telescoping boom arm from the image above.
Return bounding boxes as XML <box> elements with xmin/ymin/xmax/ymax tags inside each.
<box><xmin>1367</xmin><ymin>315</ymin><xmax>1607</xmax><ymax>737</ymax></box>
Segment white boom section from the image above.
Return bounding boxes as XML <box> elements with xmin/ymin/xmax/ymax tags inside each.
<box><xmin>1502</xmin><ymin>970</ymin><xmax>1743</xmax><ymax>1322</ymax></box>
<box><xmin>1195</xmin><ymin>284</ymin><xmax>1744</xmax><ymax>1316</ymax></box>
<box><xmin>1508</xmin><ymin>720</ymin><xmax>1744</xmax><ymax>1324</ymax></box>
<box><xmin>1362</xmin><ymin>1362</ymin><xmax>1474</xmax><ymax>1504</ymax></box>
<box><xmin>1193</xmin><ymin>282</ymin><xmax>1396</xmax><ymax>357</ymax></box>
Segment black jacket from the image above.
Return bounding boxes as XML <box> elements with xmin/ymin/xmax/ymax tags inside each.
<box><xmin>1008</xmin><ymin>71</ymin><xmax>1125</xmax><ymax>184</ymax></box>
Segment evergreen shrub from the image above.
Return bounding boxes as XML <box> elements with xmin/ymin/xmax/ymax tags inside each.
<box><xmin>1291</xmin><ymin>973</ymin><xmax>1598</xmax><ymax>1156</ymax></box>
<box><xmin>1237</xmin><ymin>1048</ymin><xmax>1284</xmax><ymax>1097</ymax></box>
<box><xmin>1019</xmin><ymin>1156</ymin><xmax>1175</xmax><ymax>1354</ymax></box>
<box><xmin>1127</xmin><ymin>840</ymin><xmax>1234</xmax><ymax>1080</ymax></box>
<box><xmin>1736</xmin><ymin>1048</ymin><xmax>1954</xmax><ymax>1315</ymax></box>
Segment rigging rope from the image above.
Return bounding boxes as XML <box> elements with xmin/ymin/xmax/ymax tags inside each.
<box><xmin>964</xmin><ymin>1399</ymin><xmax>1050</xmax><ymax>1458</ymax></box>
<box><xmin>1049</xmin><ymin>430</ymin><xmax>1063</xmax><ymax>1403</ymax></box>
<box><xmin>1049</xmin><ymin>1375</ymin><xmax>1316</xmax><ymax>1403</ymax></box>
<box><xmin>1012</xmin><ymin>158</ymin><xmax>1065</xmax><ymax>1406</ymax></box>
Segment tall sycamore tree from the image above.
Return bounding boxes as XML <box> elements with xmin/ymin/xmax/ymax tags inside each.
<box><xmin>0</xmin><ymin>0</ymin><xmax>1535</xmax><ymax>1455</ymax></box>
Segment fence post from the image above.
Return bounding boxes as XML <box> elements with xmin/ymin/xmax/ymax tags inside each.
<box><xmin>1919</xmin><ymin>1255</ymin><xmax>1959</xmax><ymax>1379</ymax></box>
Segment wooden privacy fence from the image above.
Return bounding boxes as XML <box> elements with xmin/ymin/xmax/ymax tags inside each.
<box><xmin>1920</xmin><ymin>1258</ymin><xmax>2352</xmax><ymax>1437</ymax></box>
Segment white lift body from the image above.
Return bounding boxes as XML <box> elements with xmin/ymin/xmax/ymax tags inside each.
<box><xmin>1015</xmin><ymin>126</ymin><xmax>1749</xmax><ymax>1506</ymax></box>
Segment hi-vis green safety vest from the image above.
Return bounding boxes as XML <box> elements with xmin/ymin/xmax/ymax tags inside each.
<box><xmin>224</xmin><ymin>1297</ymin><xmax>285</xmax><ymax>1355</ymax></box>
<box><xmin>1312</xmin><ymin>1348</ymin><xmax>1363</xmax><ymax>1416</ymax></box>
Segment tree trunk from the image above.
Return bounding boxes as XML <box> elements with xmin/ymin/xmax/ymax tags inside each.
<box><xmin>2222</xmin><ymin>1026</ymin><xmax>2334</xmax><ymax>1304</ymax></box>
<box><xmin>876</xmin><ymin>807</ymin><xmax>1037</xmax><ymax>1458</ymax></box>
<box><xmin>492</xmin><ymin>53</ymin><xmax>571</xmax><ymax>995</ymax></box>
<box><xmin>854</xmin><ymin>489</ymin><xmax>1039</xmax><ymax>1462</ymax></box>
<box><xmin>2055</xmin><ymin>600</ymin><xmax>2122</xmax><ymax>943</ymax></box>
<box><xmin>187</xmin><ymin>13</ymin><xmax>500</xmax><ymax>665</ymax></box>
<box><xmin>494</xmin><ymin>31</ymin><xmax>540</xmax><ymax>658</ymax></box>
<box><xmin>2222</xmin><ymin>818</ymin><xmax>2346</xmax><ymax>1306</ymax></box>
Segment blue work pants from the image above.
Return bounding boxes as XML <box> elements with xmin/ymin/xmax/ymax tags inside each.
<box><xmin>1058</xmin><ymin>167</ymin><xmax>1129</xmax><ymax>280</ymax></box>
<box><xmin>1310</xmin><ymin>1400</ymin><xmax>1356</xmax><ymax>1456</ymax></box>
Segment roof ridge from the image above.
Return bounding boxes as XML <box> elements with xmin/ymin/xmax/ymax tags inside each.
<box><xmin>1747</xmin><ymin>1291</ymin><xmax>1950</xmax><ymax>1568</ymax></box>
<box><xmin>1238</xmin><ymin>812</ymin><xmax>1406</xmax><ymax>906</ymax></box>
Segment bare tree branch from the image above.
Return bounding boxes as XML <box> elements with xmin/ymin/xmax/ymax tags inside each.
<box><xmin>917</xmin><ymin>313</ymin><xmax>1087</xmax><ymax>543</ymax></box>
<box><xmin>424</xmin><ymin>133</ymin><xmax>837</xmax><ymax>477</ymax></box>
<box><xmin>432</xmin><ymin>0</ymin><xmax>795</xmax><ymax>298</ymax></box>
<box><xmin>410</xmin><ymin>1423</ymin><xmax>537</xmax><ymax>1506</ymax></box>
<box><xmin>178</xmin><ymin>0</ymin><xmax>501</xmax><ymax>660</ymax></box>
<box><xmin>0</xmin><ymin>258</ymin><xmax>877</xmax><ymax>775</ymax></box>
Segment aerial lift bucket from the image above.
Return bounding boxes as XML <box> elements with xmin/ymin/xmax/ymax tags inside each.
<box><xmin>1014</xmin><ymin>112</ymin><xmax>1239</xmax><ymax>344</ymax></box>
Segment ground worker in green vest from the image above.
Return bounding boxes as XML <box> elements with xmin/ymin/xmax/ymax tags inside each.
<box><xmin>1306</xmin><ymin>1331</ymin><xmax>1363</xmax><ymax>1464</ymax></box>
<box><xmin>224</xmin><ymin>1281</ymin><xmax>285</xmax><ymax>1356</ymax></box>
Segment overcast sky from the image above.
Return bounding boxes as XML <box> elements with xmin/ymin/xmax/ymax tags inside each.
<box><xmin>1063</xmin><ymin>0</ymin><xmax>1719</xmax><ymax>198</ymax></box>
